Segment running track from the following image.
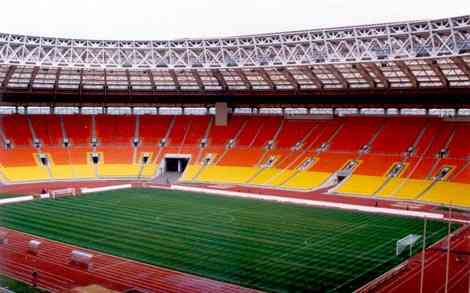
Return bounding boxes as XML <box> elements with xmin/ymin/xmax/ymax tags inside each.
<box><xmin>0</xmin><ymin>228</ymin><xmax>259</xmax><ymax>292</ymax></box>
<box><xmin>359</xmin><ymin>227</ymin><xmax>470</xmax><ymax>293</ymax></box>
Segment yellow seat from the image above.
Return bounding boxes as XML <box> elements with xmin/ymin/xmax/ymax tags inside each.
<box><xmin>180</xmin><ymin>164</ymin><xmax>203</xmax><ymax>181</ymax></box>
<box><xmin>50</xmin><ymin>165</ymin><xmax>75</xmax><ymax>179</ymax></box>
<box><xmin>197</xmin><ymin>165</ymin><xmax>258</xmax><ymax>184</ymax></box>
<box><xmin>336</xmin><ymin>175</ymin><xmax>386</xmax><ymax>196</ymax></box>
<box><xmin>376</xmin><ymin>178</ymin><xmax>431</xmax><ymax>199</ymax></box>
<box><xmin>98</xmin><ymin>164</ymin><xmax>141</xmax><ymax>177</ymax></box>
<box><xmin>140</xmin><ymin>164</ymin><xmax>157</xmax><ymax>178</ymax></box>
<box><xmin>1</xmin><ymin>166</ymin><xmax>50</xmax><ymax>181</ymax></box>
<box><xmin>282</xmin><ymin>171</ymin><xmax>330</xmax><ymax>190</ymax></box>
<box><xmin>420</xmin><ymin>182</ymin><xmax>470</xmax><ymax>207</ymax></box>
<box><xmin>250</xmin><ymin>168</ymin><xmax>279</xmax><ymax>185</ymax></box>
<box><xmin>70</xmin><ymin>164</ymin><xmax>96</xmax><ymax>178</ymax></box>
<box><xmin>268</xmin><ymin>169</ymin><xmax>296</xmax><ymax>186</ymax></box>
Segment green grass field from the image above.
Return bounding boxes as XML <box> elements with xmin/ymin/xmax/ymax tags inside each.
<box><xmin>0</xmin><ymin>275</ymin><xmax>45</xmax><ymax>292</ymax></box>
<box><xmin>0</xmin><ymin>188</ymin><xmax>452</xmax><ymax>292</ymax></box>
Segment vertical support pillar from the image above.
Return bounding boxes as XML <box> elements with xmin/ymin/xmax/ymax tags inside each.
<box><xmin>215</xmin><ymin>102</ymin><xmax>228</xmax><ymax>126</ymax></box>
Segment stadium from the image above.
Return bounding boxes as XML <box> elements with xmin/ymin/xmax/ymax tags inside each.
<box><xmin>0</xmin><ymin>7</ymin><xmax>469</xmax><ymax>292</ymax></box>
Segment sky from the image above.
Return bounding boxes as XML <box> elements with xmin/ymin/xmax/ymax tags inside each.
<box><xmin>0</xmin><ymin>0</ymin><xmax>467</xmax><ymax>40</ymax></box>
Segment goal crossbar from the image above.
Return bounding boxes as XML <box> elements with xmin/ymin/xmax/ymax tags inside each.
<box><xmin>50</xmin><ymin>188</ymin><xmax>77</xmax><ymax>199</ymax></box>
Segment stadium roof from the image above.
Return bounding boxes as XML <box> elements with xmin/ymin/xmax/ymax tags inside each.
<box><xmin>0</xmin><ymin>15</ymin><xmax>469</xmax><ymax>107</ymax></box>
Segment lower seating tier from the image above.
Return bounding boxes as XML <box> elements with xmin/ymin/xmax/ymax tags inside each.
<box><xmin>335</xmin><ymin>173</ymin><xmax>470</xmax><ymax>207</ymax></box>
<box><xmin>1</xmin><ymin>166</ymin><xmax>50</xmax><ymax>181</ymax></box>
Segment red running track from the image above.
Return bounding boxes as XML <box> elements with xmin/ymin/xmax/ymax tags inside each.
<box><xmin>0</xmin><ymin>228</ymin><xmax>259</xmax><ymax>292</ymax></box>
<box><xmin>358</xmin><ymin>227</ymin><xmax>470</xmax><ymax>293</ymax></box>
<box><xmin>0</xmin><ymin>180</ymin><xmax>141</xmax><ymax>196</ymax></box>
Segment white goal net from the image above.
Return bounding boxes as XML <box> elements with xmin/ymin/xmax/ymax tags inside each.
<box><xmin>50</xmin><ymin>188</ymin><xmax>77</xmax><ymax>199</ymax></box>
<box><xmin>396</xmin><ymin>234</ymin><xmax>421</xmax><ymax>256</ymax></box>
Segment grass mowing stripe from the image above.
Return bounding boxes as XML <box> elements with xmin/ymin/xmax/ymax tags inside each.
<box><xmin>0</xmin><ymin>188</ymin><xmax>453</xmax><ymax>293</ymax></box>
<box><xmin>3</xmin><ymin>205</ymin><xmax>298</xmax><ymax>262</ymax></box>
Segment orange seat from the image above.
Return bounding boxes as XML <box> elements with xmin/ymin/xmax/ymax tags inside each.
<box><xmin>97</xmin><ymin>146</ymin><xmax>133</xmax><ymax>164</ymax></box>
<box><xmin>353</xmin><ymin>154</ymin><xmax>401</xmax><ymax>176</ymax></box>
<box><xmin>218</xmin><ymin>148</ymin><xmax>264</xmax><ymax>166</ymax></box>
<box><xmin>43</xmin><ymin>147</ymin><xmax>71</xmax><ymax>165</ymax></box>
<box><xmin>0</xmin><ymin>147</ymin><xmax>38</xmax><ymax>167</ymax></box>
<box><xmin>311</xmin><ymin>152</ymin><xmax>355</xmax><ymax>173</ymax></box>
<box><xmin>67</xmin><ymin>147</ymin><xmax>93</xmax><ymax>164</ymax></box>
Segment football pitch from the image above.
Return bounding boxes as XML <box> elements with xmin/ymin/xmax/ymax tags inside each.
<box><xmin>0</xmin><ymin>188</ymin><xmax>452</xmax><ymax>292</ymax></box>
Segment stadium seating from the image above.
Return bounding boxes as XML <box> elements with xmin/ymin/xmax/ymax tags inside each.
<box><xmin>182</xmin><ymin>116</ymin><xmax>211</xmax><ymax>145</ymax></box>
<box><xmin>139</xmin><ymin>115</ymin><xmax>173</xmax><ymax>145</ymax></box>
<box><xmin>370</xmin><ymin>117</ymin><xmax>427</xmax><ymax>154</ymax></box>
<box><xmin>208</xmin><ymin>116</ymin><xmax>247</xmax><ymax>145</ymax></box>
<box><xmin>250</xmin><ymin>116</ymin><xmax>282</xmax><ymax>147</ymax></box>
<box><xmin>96</xmin><ymin>146</ymin><xmax>138</xmax><ymax>178</ymax></box>
<box><xmin>328</xmin><ymin>117</ymin><xmax>384</xmax><ymax>152</ymax></box>
<box><xmin>196</xmin><ymin>165</ymin><xmax>258</xmax><ymax>184</ymax></box>
<box><xmin>0</xmin><ymin>147</ymin><xmax>38</xmax><ymax>167</ymax></box>
<box><xmin>420</xmin><ymin>182</ymin><xmax>470</xmax><ymax>206</ymax></box>
<box><xmin>218</xmin><ymin>148</ymin><xmax>264</xmax><ymax>166</ymax></box>
<box><xmin>62</xmin><ymin>115</ymin><xmax>92</xmax><ymax>145</ymax></box>
<box><xmin>1</xmin><ymin>115</ymin><xmax>33</xmax><ymax>146</ymax></box>
<box><xmin>3</xmin><ymin>113</ymin><xmax>470</xmax><ymax>207</ymax></box>
<box><xmin>236</xmin><ymin>117</ymin><xmax>265</xmax><ymax>146</ymax></box>
<box><xmin>282</xmin><ymin>171</ymin><xmax>331</xmax><ymax>190</ymax></box>
<box><xmin>30</xmin><ymin>115</ymin><xmax>64</xmax><ymax>146</ymax></box>
<box><xmin>96</xmin><ymin>115</ymin><xmax>136</xmax><ymax>145</ymax></box>
<box><xmin>336</xmin><ymin>175</ymin><xmax>386</xmax><ymax>195</ymax></box>
<box><xmin>43</xmin><ymin>146</ymin><xmax>75</xmax><ymax>179</ymax></box>
<box><xmin>275</xmin><ymin>119</ymin><xmax>316</xmax><ymax>149</ymax></box>
<box><xmin>1</xmin><ymin>166</ymin><xmax>50</xmax><ymax>181</ymax></box>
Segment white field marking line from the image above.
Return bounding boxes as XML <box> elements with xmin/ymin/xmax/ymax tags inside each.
<box><xmin>75</xmin><ymin>205</ymin><xmax>182</xmax><ymax>248</ymax></box>
<box><xmin>256</xmin><ymin>222</ymin><xmax>370</xmax><ymax>269</ymax></box>
<box><xmin>80</xmin><ymin>184</ymin><xmax>132</xmax><ymax>194</ymax></box>
<box><xmin>282</xmin><ymin>222</ymin><xmax>384</xmax><ymax>277</ymax></box>
<box><xmin>79</xmin><ymin>207</ymin><xmax>239</xmax><ymax>259</ymax></box>
<box><xmin>338</xmin><ymin>225</ymin><xmax>449</xmax><ymax>291</ymax></box>
<box><xmin>333</xmin><ymin>253</ymin><xmax>400</xmax><ymax>292</ymax></box>
<box><xmin>0</xmin><ymin>196</ymin><xmax>35</xmax><ymax>205</ymax></box>
<box><xmin>154</xmin><ymin>207</ymin><xmax>240</xmax><ymax>225</ymax></box>
<box><xmin>200</xmin><ymin>208</ymin><xmax>242</xmax><ymax>225</ymax></box>
<box><xmin>365</xmin><ymin>223</ymin><xmax>423</xmax><ymax>231</ymax></box>
<box><xmin>301</xmin><ymin>222</ymin><xmax>368</xmax><ymax>247</ymax></box>
<box><xmin>171</xmin><ymin>185</ymin><xmax>445</xmax><ymax>221</ymax></box>
<box><xmin>347</xmin><ymin>237</ymin><xmax>399</xmax><ymax>262</ymax></box>
<box><xmin>302</xmin><ymin>226</ymin><xmax>393</xmax><ymax>263</ymax></box>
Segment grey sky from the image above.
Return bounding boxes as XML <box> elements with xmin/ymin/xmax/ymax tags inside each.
<box><xmin>0</xmin><ymin>0</ymin><xmax>467</xmax><ymax>40</ymax></box>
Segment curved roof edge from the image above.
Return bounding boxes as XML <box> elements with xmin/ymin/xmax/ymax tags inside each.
<box><xmin>0</xmin><ymin>15</ymin><xmax>468</xmax><ymax>68</ymax></box>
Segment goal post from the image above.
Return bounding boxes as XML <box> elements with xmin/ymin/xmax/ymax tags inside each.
<box><xmin>50</xmin><ymin>188</ymin><xmax>77</xmax><ymax>199</ymax></box>
<box><xmin>396</xmin><ymin>234</ymin><xmax>421</xmax><ymax>256</ymax></box>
